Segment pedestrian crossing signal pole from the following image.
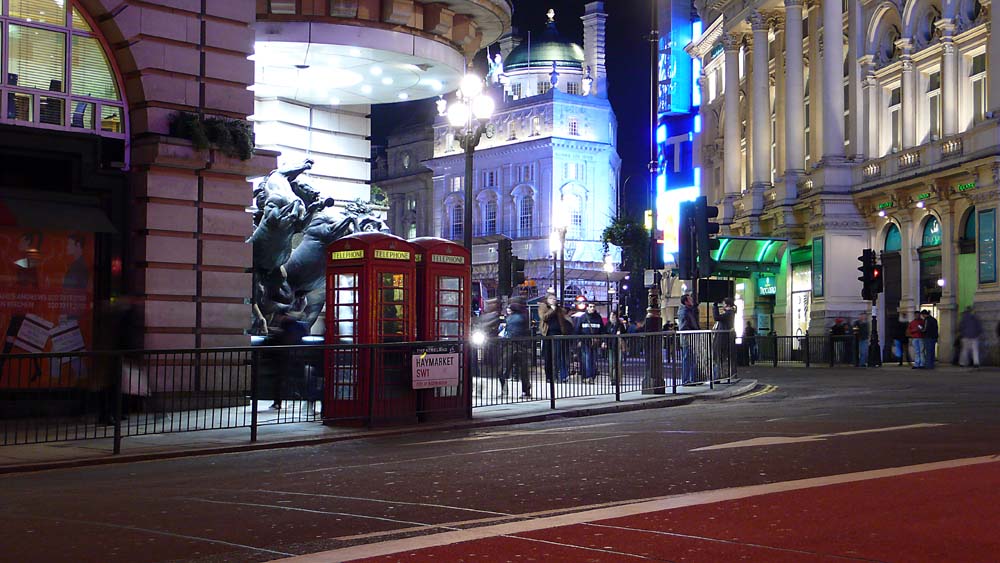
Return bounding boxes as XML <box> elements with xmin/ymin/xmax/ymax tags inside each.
<box><xmin>868</xmin><ymin>264</ymin><xmax>882</xmax><ymax>367</ymax></box>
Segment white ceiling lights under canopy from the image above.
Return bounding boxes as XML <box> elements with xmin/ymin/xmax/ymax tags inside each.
<box><xmin>252</xmin><ymin>22</ymin><xmax>466</xmax><ymax>106</ymax></box>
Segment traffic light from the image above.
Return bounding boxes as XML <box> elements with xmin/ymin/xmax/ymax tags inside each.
<box><xmin>870</xmin><ymin>262</ymin><xmax>884</xmax><ymax>297</ymax></box>
<box><xmin>858</xmin><ymin>249</ymin><xmax>875</xmax><ymax>301</ymax></box>
<box><xmin>677</xmin><ymin>200</ymin><xmax>697</xmax><ymax>280</ymax></box>
<box><xmin>497</xmin><ymin>238</ymin><xmax>512</xmax><ymax>297</ymax></box>
<box><xmin>694</xmin><ymin>195</ymin><xmax>721</xmax><ymax>277</ymax></box>
<box><xmin>511</xmin><ymin>256</ymin><xmax>526</xmax><ymax>288</ymax></box>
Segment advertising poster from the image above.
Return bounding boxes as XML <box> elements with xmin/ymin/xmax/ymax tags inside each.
<box><xmin>0</xmin><ymin>228</ymin><xmax>93</xmax><ymax>389</ymax></box>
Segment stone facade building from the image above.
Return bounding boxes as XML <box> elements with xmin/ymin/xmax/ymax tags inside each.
<box><xmin>687</xmin><ymin>0</ymin><xmax>998</xmax><ymax>362</ymax></box>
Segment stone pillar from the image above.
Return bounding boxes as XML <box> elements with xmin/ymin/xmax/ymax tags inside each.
<box><xmin>821</xmin><ymin>0</ymin><xmax>845</xmax><ymax>159</ymax></box>
<box><xmin>750</xmin><ymin>12</ymin><xmax>772</xmax><ymax>189</ymax></box>
<box><xmin>723</xmin><ymin>33</ymin><xmax>743</xmax><ymax>196</ymax></box>
<box><xmin>772</xmin><ymin>16</ymin><xmax>787</xmax><ymax>178</ymax></box>
<box><xmin>845</xmin><ymin>0</ymin><xmax>863</xmax><ymax>157</ymax></box>
<box><xmin>937</xmin><ymin>201</ymin><xmax>958</xmax><ymax>363</ymax></box>
<box><xmin>860</xmin><ymin>57</ymin><xmax>879</xmax><ymax>158</ymax></box>
<box><xmin>898</xmin><ymin>39</ymin><xmax>917</xmax><ymax>149</ymax></box>
<box><xmin>897</xmin><ymin>216</ymin><xmax>917</xmax><ymax>317</ymax></box>
<box><xmin>784</xmin><ymin>0</ymin><xmax>805</xmax><ymax>175</ymax></box>
<box><xmin>582</xmin><ymin>1</ymin><xmax>609</xmax><ymax>98</ymax></box>
<box><xmin>807</xmin><ymin>0</ymin><xmax>822</xmax><ymax>160</ymax></box>
<box><xmin>984</xmin><ymin>0</ymin><xmax>1000</xmax><ymax>114</ymax></box>
<box><xmin>938</xmin><ymin>19</ymin><xmax>959</xmax><ymax>137</ymax></box>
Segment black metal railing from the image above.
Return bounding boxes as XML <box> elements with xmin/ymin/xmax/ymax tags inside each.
<box><xmin>0</xmin><ymin>331</ymin><xmax>739</xmax><ymax>453</ymax></box>
<box><xmin>740</xmin><ymin>335</ymin><xmax>865</xmax><ymax>367</ymax></box>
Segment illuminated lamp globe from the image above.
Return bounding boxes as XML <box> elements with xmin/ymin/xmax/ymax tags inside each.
<box><xmin>447</xmin><ymin>101</ymin><xmax>471</xmax><ymax>127</ymax></box>
<box><xmin>460</xmin><ymin>74</ymin><xmax>483</xmax><ymax>98</ymax></box>
<box><xmin>471</xmin><ymin>94</ymin><xmax>495</xmax><ymax>120</ymax></box>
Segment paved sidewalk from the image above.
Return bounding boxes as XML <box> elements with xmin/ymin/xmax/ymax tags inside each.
<box><xmin>0</xmin><ymin>379</ymin><xmax>755</xmax><ymax>474</ymax></box>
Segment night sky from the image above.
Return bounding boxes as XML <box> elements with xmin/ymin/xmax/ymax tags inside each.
<box><xmin>372</xmin><ymin>0</ymin><xmax>653</xmax><ymax>221</ymax></box>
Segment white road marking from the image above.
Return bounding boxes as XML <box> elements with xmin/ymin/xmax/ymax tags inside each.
<box><xmin>252</xmin><ymin>489</ymin><xmax>511</xmax><ymax>516</ymax></box>
<box><xmin>267</xmin><ymin>454</ymin><xmax>999</xmax><ymax>563</ymax></box>
<box><xmin>405</xmin><ymin>422</ymin><xmax>621</xmax><ymax>446</ymax></box>
<box><xmin>690</xmin><ymin>423</ymin><xmax>946</xmax><ymax>452</ymax></box>
<box><xmin>285</xmin><ymin>435</ymin><xmax>629</xmax><ymax>476</ymax></box>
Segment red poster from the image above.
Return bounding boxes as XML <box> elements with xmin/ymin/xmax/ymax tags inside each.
<box><xmin>0</xmin><ymin>228</ymin><xmax>94</xmax><ymax>389</ymax></box>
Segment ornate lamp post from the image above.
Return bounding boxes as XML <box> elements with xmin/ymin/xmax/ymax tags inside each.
<box><xmin>603</xmin><ymin>255</ymin><xmax>614</xmax><ymax>316</ymax></box>
<box><xmin>437</xmin><ymin>73</ymin><xmax>495</xmax><ymax>252</ymax></box>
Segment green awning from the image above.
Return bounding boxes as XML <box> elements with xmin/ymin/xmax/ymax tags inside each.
<box><xmin>709</xmin><ymin>237</ymin><xmax>787</xmax><ymax>277</ymax></box>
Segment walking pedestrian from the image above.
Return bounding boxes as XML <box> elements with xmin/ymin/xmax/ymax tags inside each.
<box><xmin>678</xmin><ymin>294</ymin><xmax>700</xmax><ymax>385</ymax></box>
<box><xmin>853</xmin><ymin>313</ymin><xmax>870</xmax><ymax>367</ymax></box>
<box><xmin>539</xmin><ymin>291</ymin><xmax>571</xmax><ymax>383</ymax></box>
<box><xmin>712</xmin><ymin>298</ymin><xmax>736</xmax><ymax>378</ymax></box>
<box><xmin>605</xmin><ymin>311</ymin><xmax>624</xmax><ymax>383</ymax></box>
<box><xmin>502</xmin><ymin>299</ymin><xmax>532</xmax><ymax>398</ymax></box>
<box><xmin>920</xmin><ymin>310</ymin><xmax>939</xmax><ymax>369</ymax></box>
<box><xmin>892</xmin><ymin>315</ymin><xmax>908</xmax><ymax>366</ymax></box>
<box><xmin>574</xmin><ymin>302</ymin><xmax>604</xmax><ymax>384</ymax></box>
<box><xmin>906</xmin><ymin>312</ymin><xmax>925</xmax><ymax>369</ymax></box>
<box><xmin>958</xmin><ymin>307</ymin><xmax>983</xmax><ymax>368</ymax></box>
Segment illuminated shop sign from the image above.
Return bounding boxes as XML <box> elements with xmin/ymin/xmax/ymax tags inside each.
<box><xmin>957</xmin><ymin>181</ymin><xmax>976</xmax><ymax>192</ymax></box>
<box><xmin>916</xmin><ymin>192</ymin><xmax>932</xmax><ymax>200</ymax></box>
<box><xmin>331</xmin><ymin>250</ymin><xmax>364</xmax><ymax>260</ymax></box>
<box><xmin>877</xmin><ymin>201</ymin><xmax>894</xmax><ymax>210</ymax></box>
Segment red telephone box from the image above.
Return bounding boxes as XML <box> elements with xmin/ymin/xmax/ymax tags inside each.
<box><xmin>324</xmin><ymin>233</ymin><xmax>417</xmax><ymax>424</ymax></box>
<box><xmin>410</xmin><ymin>237</ymin><xmax>471</xmax><ymax>420</ymax></box>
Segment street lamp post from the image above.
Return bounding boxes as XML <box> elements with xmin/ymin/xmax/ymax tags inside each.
<box><xmin>552</xmin><ymin>199</ymin><xmax>570</xmax><ymax>304</ymax></box>
<box><xmin>437</xmin><ymin>73</ymin><xmax>495</xmax><ymax>253</ymax></box>
<box><xmin>603</xmin><ymin>255</ymin><xmax>614</xmax><ymax>317</ymax></box>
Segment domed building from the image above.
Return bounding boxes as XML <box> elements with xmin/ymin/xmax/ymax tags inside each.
<box><xmin>413</xmin><ymin>2</ymin><xmax>622</xmax><ymax>307</ymax></box>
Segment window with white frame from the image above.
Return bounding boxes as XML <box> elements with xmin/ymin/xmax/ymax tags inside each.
<box><xmin>406</xmin><ymin>221</ymin><xmax>417</xmax><ymax>239</ymax></box>
<box><xmin>707</xmin><ymin>69</ymin><xmax>717</xmax><ymax>102</ymax></box>
<box><xmin>531</xmin><ymin>116</ymin><xmax>541</xmax><ymax>135</ymax></box>
<box><xmin>568</xmin><ymin>118</ymin><xmax>580</xmax><ymax>136</ymax></box>
<box><xmin>927</xmin><ymin>70</ymin><xmax>941</xmax><ymax>139</ymax></box>
<box><xmin>485</xmin><ymin>200</ymin><xmax>497</xmax><ymax>234</ymax></box>
<box><xmin>445</xmin><ymin>131</ymin><xmax>455</xmax><ymax>151</ymax></box>
<box><xmin>538</xmin><ymin>81</ymin><xmax>552</xmax><ymax>95</ymax></box>
<box><xmin>518</xmin><ymin>196</ymin><xmax>533</xmax><ymax>237</ymax></box>
<box><xmin>511</xmin><ymin>82</ymin><xmax>522</xmax><ymax>99</ymax></box>
<box><xmin>522</xmin><ymin>164</ymin><xmax>534</xmax><ymax>182</ymax></box>
<box><xmin>482</xmin><ymin>170</ymin><xmax>496</xmax><ymax>188</ymax></box>
<box><xmin>971</xmin><ymin>54</ymin><xmax>987</xmax><ymax>124</ymax></box>
<box><xmin>450</xmin><ymin>203</ymin><xmax>464</xmax><ymax>239</ymax></box>
<box><xmin>568</xmin><ymin>195</ymin><xmax>584</xmax><ymax>238</ymax></box>
<box><xmin>804</xmin><ymin>72</ymin><xmax>811</xmax><ymax>169</ymax></box>
<box><xmin>449</xmin><ymin>176</ymin><xmax>463</xmax><ymax>192</ymax></box>
<box><xmin>3</xmin><ymin>3</ymin><xmax>126</xmax><ymax>136</ymax></box>
<box><xmin>566</xmin><ymin>82</ymin><xmax>581</xmax><ymax>95</ymax></box>
<box><xmin>888</xmin><ymin>86</ymin><xmax>902</xmax><ymax>153</ymax></box>
<box><xmin>406</xmin><ymin>194</ymin><xmax>417</xmax><ymax>210</ymax></box>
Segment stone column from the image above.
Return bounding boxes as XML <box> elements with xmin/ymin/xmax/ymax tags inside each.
<box><xmin>723</xmin><ymin>33</ymin><xmax>743</xmax><ymax>196</ymax></box>
<box><xmin>784</xmin><ymin>0</ymin><xmax>805</xmax><ymax>175</ymax></box>
<box><xmin>806</xmin><ymin>0</ymin><xmax>822</xmax><ymax>160</ymax></box>
<box><xmin>772</xmin><ymin>14</ymin><xmax>787</xmax><ymax>178</ymax></box>
<box><xmin>984</xmin><ymin>0</ymin><xmax>1000</xmax><ymax>114</ymax></box>
<box><xmin>750</xmin><ymin>12</ymin><xmax>772</xmax><ymax>188</ymax></box>
<box><xmin>898</xmin><ymin>39</ymin><xmax>917</xmax><ymax>149</ymax></box>
<box><xmin>938</xmin><ymin>19</ymin><xmax>959</xmax><ymax>137</ymax></box>
<box><xmin>821</xmin><ymin>0</ymin><xmax>845</xmax><ymax>159</ymax></box>
<box><xmin>937</xmin><ymin>200</ymin><xmax>958</xmax><ymax>362</ymax></box>
<box><xmin>846</xmin><ymin>0</ymin><xmax>862</xmax><ymax>157</ymax></box>
<box><xmin>860</xmin><ymin>57</ymin><xmax>879</xmax><ymax>158</ymax></box>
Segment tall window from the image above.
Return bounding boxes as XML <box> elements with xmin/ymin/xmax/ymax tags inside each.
<box><xmin>518</xmin><ymin>196</ymin><xmax>533</xmax><ymax>237</ymax></box>
<box><xmin>568</xmin><ymin>195</ymin><xmax>584</xmax><ymax>238</ymax></box>
<box><xmin>770</xmin><ymin>112</ymin><xmax>777</xmax><ymax>182</ymax></box>
<box><xmin>538</xmin><ymin>81</ymin><xmax>552</xmax><ymax>95</ymax></box>
<box><xmin>482</xmin><ymin>170</ymin><xmax>496</xmax><ymax>187</ymax></box>
<box><xmin>568</xmin><ymin>118</ymin><xmax>580</xmax><ymax>136</ymax></box>
<box><xmin>566</xmin><ymin>82</ymin><xmax>581</xmax><ymax>95</ymax></box>
<box><xmin>971</xmin><ymin>54</ymin><xmax>987</xmax><ymax>124</ymax></box>
<box><xmin>484</xmin><ymin>200</ymin><xmax>497</xmax><ymax>235</ymax></box>
<box><xmin>889</xmin><ymin>86</ymin><xmax>902</xmax><ymax>152</ymax></box>
<box><xmin>449</xmin><ymin>176</ymin><xmax>463</xmax><ymax>192</ymax></box>
<box><xmin>450</xmin><ymin>204</ymin><xmax>464</xmax><ymax>239</ymax></box>
<box><xmin>927</xmin><ymin>71</ymin><xmax>941</xmax><ymax>139</ymax></box>
<box><xmin>511</xmin><ymin>82</ymin><xmax>522</xmax><ymax>99</ymax></box>
<box><xmin>531</xmin><ymin>116</ymin><xmax>541</xmax><ymax>135</ymax></box>
<box><xmin>406</xmin><ymin>221</ymin><xmax>417</xmax><ymax>239</ymax></box>
<box><xmin>3</xmin><ymin>3</ymin><xmax>126</xmax><ymax>135</ymax></box>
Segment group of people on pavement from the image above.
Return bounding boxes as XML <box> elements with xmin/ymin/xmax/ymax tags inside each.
<box><xmin>536</xmin><ymin>291</ymin><xmax>608</xmax><ymax>386</ymax></box>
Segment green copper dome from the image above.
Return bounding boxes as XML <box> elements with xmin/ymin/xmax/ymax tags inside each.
<box><xmin>504</xmin><ymin>20</ymin><xmax>584</xmax><ymax>71</ymax></box>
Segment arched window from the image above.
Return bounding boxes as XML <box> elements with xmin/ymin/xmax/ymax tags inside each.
<box><xmin>962</xmin><ymin>207</ymin><xmax>976</xmax><ymax>240</ymax></box>
<box><xmin>921</xmin><ymin>216</ymin><xmax>941</xmax><ymax>247</ymax></box>
<box><xmin>450</xmin><ymin>203</ymin><xmax>464</xmax><ymax>240</ymax></box>
<box><xmin>484</xmin><ymin>200</ymin><xmax>498</xmax><ymax>235</ymax></box>
<box><xmin>567</xmin><ymin>194</ymin><xmax>584</xmax><ymax>238</ymax></box>
<box><xmin>406</xmin><ymin>220</ymin><xmax>417</xmax><ymax>240</ymax></box>
<box><xmin>884</xmin><ymin>224</ymin><xmax>902</xmax><ymax>252</ymax></box>
<box><xmin>518</xmin><ymin>196</ymin><xmax>533</xmax><ymax>237</ymax></box>
<box><xmin>2</xmin><ymin>2</ymin><xmax>126</xmax><ymax>137</ymax></box>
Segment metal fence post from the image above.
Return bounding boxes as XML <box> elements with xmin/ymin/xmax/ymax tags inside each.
<box><xmin>614</xmin><ymin>334</ymin><xmax>622</xmax><ymax>402</ymax></box>
<box><xmin>250</xmin><ymin>348</ymin><xmax>259</xmax><ymax>443</ymax></box>
<box><xmin>112</xmin><ymin>353</ymin><xmax>123</xmax><ymax>455</ymax></box>
<box><xmin>804</xmin><ymin>336</ymin><xmax>811</xmax><ymax>367</ymax></box>
<box><xmin>367</xmin><ymin>346</ymin><xmax>377</xmax><ymax>429</ymax></box>
<box><xmin>549</xmin><ymin>337</ymin><xmax>556</xmax><ymax>410</ymax></box>
<box><xmin>772</xmin><ymin>335</ymin><xmax>778</xmax><ymax>367</ymax></box>
<box><xmin>829</xmin><ymin>336</ymin><xmax>835</xmax><ymax>367</ymax></box>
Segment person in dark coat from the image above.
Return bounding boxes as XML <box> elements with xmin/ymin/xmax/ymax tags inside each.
<box><xmin>269</xmin><ymin>314</ymin><xmax>307</xmax><ymax>410</ymax></box>
<box><xmin>574</xmin><ymin>302</ymin><xmax>604</xmax><ymax>383</ymax></box>
<box><xmin>711</xmin><ymin>298</ymin><xmax>736</xmax><ymax>377</ymax></box>
<box><xmin>538</xmin><ymin>292</ymin><xmax>571</xmax><ymax>383</ymax></box>
<box><xmin>604</xmin><ymin>311</ymin><xmax>625</xmax><ymax>383</ymax></box>
<box><xmin>678</xmin><ymin>294</ymin><xmax>700</xmax><ymax>385</ymax></box>
<box><xmin>501</xmin><ymin>299</ymin><xmax>532</xmax><ymax>398</ymax></box>
<box><xmin>920</xmin><ymin>310</ymin><xmax>939</xmax><ymax>369</ymax></box>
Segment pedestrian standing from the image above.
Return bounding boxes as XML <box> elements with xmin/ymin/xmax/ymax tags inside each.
<box><xmin>921</xmin><ymin>310</ymin><xmax>939</xmax><ymax>369</ymax></box>
<box><xmin>502</xmin><ymin>299</ymin><xmax>532</xmax><ymax>398</ymax></box>
<box><xmin>574</xmin><ymin>302</ymin><xmax>604</xmax><ymax>384</ymax></box>
<box><xmin>853</xmin><ymin>313</ymin><xmax>870</xmax><ymax>367</ymax></box>
<box><xmin>539</xmin><ymin>291</ymin><xmax>570</xmax><ymax>383</ymax></box>
<box><xmin>906</xmin><ymin>312</ymin><xmax>925</xmax><ymax>369</ymax></box>
<box><xmin>744</xmin><ymin>321</ymin><xmax>758</xmax><ymax>365</ymax></box>
<box><xmin>678</xmin><ymin>294</ymin><xmax>700</xmax><ymax>385</ymax></box>
<box><xmin>958</xmin><ymin>307</ymin><xmax>983</xmax><ymax>368</ymax></box>
<box><xmin>712</xmin><ymin>298</ymin><xmax>736</xmax><ymax>378</ymax></box>
<box><xmin>892</xmin><ymin>315</ymin><xmax>908</xmax><ymax>366</ymax></box>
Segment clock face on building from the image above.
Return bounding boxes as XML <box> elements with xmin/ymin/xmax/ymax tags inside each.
<box><xmin>403</xmin><ymin>153</ymin><xmax>411</xmax><ymax>169</ymax></box>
